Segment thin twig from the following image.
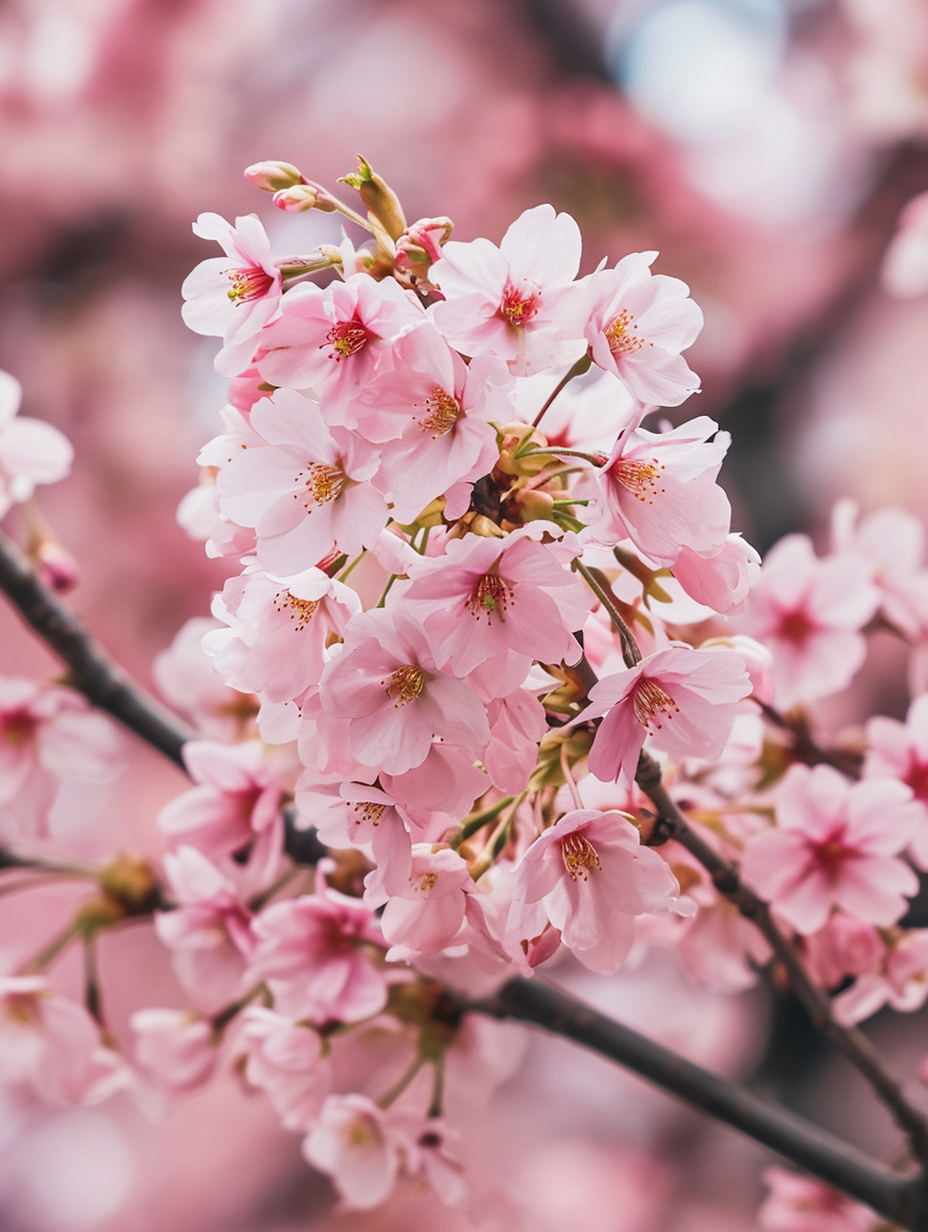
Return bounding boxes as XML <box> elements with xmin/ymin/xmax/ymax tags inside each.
<box><xmin>573</xmin><ymin>559</ymin><xmax>642</xmax><ymax>667</ymax></box>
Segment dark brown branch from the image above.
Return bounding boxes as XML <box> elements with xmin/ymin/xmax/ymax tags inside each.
<box><xmin>635</xmin><ymin>750</ymin><xmax>928</xmax><ymax>1165</ymax></box>
<box><xmin>472</xmin><ymin>977</ymin><xmax>926</xmax><ymax>1229</ymax></box>
<box><xmin>0</xmin><ymin>527</ymin><xmax>194</xmax><ymax>768</ymax></box>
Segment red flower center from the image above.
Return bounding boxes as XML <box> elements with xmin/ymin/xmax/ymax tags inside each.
<box><xmin>500</xmin><ymin>283</ymin><xmax>539</xmax><ymax>328</ymax></box>
<box><xmin>226</xmin><ymin>266</ymin><xmax>274</xmax><ymax>305</ymax></box>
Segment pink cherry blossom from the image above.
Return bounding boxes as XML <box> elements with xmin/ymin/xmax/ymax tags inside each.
<box><xmin>558</xmin><ymin>252</ymin><xmax>703</xmax><ymax>405</ymax></box>
<box><xmin>155</xmin><ymin>846</ymin><xmax>256</xmax><ymax>1012</ymax></box>
<box><xmin>831</xmin><ymin>498</ymin><xmax>928</xmax><ymax>638</ymax></box>
<box><xmin>404</xmin><ymin>530</ymin><xmax>594</xmax><ymax>678</ymax></box>
<box><xmin>318</xmin><ymin>609</ymin><xmax>490</xmax><ymax>777</ymax></box>
<box><xmin>802</xmin><ymin>912</ymin><xmax>883</xmax><ymax>990</ymax></box>
<box><xmin>832</xmin><ymin>930</ymin><xmax>928</xmax><ymax>1025</ymax></box>
<box><xmin>484</xmin><ymin>688</ymin><xmax>550</xmax><ymax>793</ymax></box>
<box><xmin>216</xmin><ymin>388</ymin><xmax>388</xmax><ymax>573</ymax></box>
<box><xmin>591</xmin><ymin>414</ymin><xmax>732</xmax><ymax>567</ymax></box>
<box><xmin>237</xmin><ymin>1007</ymin><xmax>330</xmax><ymax>1130</ymax></box>
<box><xmin>248</xmin><ymin>888</ymin><xmax>388</xmax><ymax>1023</ymax></box>
<box><xmin>0</xmin><ymin>976</ymin><xmax>124</xmax><ymax>1105</ymax></box>
<box><xmin>509</xmin><ymin>809</ymin><xmax>683</xmax><ymax>973</ymax></box>
<box><xmin>379</xmin><ymin>741</ymin><xmax>490</xmax><ymax>818</ymax></box>
<box><xmin>153</xmin><ymin>616</ymin><xmax>258</xmax><ymax>741</ymax></box>
<box><xmin>375</xmin><ymin>844</ymin><xmax>475</xmax><ymax>959</ymax></box>
<box><xmin>256</xmin><ymin>271</ymin><xmax>426</xmax><ymax>397</ymax></box>
<box><xmin>881</xmin><ymin>190</ymin><xmax>928</xmax><ymax>297</ymax></box>
<box><xmin>204</xmin><ymin>564</ymin><xmax>361</xmax><ymax>704</ymax></box>
<box><xmin>585</xmin><ymin>645</ymin><xmax>751</xmax><ymax>786</ymax></box>
<box><xmin>345</xmin><ymin>328</ymin><xmax>512</xmax><ymax>521</ymax></box>
<box><xmin>758</xmin><ymin>1167</ymin><xmax>879</xmax><ymax>1232</ymax></box>
<box><xmin>671</xmin><ymin>533</ymin><xmax>761</xmax><ymax>614</ymax></box>
<box><xmin>302</xmin><ymin>1093</ymin><xmax>404</xmax><ymax>1210</ymax></box>
<box><xmin>741</xmin><ymin>764</ymin><xmax>921</xmax><ymax>935</ymax></box>
<box><xmin>0</xmin><ymin>370</ymin><xmax>73</xmax><ymax>518</ymax></box>
<box><xmin>181</xmin><ymin>213</ymin><xmax>283</xmax><ymax>378</ymax></box>
<box><xmin>429</xmin><ymin>203</ymin><xmax>586</xmax><ymax>376</ymax></box>
<box><xmin>157</xmin><ymin>740</ymin><xmax>284</xmax><ymax>879</ymax></box>
<box><xmin>742</xmin><ymin>534</ymin><xmax>881</xmax><ymax>709</ymax></box>
<box><xmin>388</xmin><ymin>1110</ymin><xmax>468</xmax><ymax>1207</ymax></box>
<box><xmin>130</xmin><ymin>1009</ymin><xmax>218</xmax><ymax>1095</ymax></box>
<box><xmin>0</xmin><ymin>677</ymin><xmax>121</xmax><ymax>838</ymax></box>
<box><xmin>865</xmin><ymin>693</ymin><xmax>928</xmax><ymax>866</ymax></box>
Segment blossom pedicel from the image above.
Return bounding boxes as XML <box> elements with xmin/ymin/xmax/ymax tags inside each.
<box><xmin>7</xmin><ymin>156</ymin><xmax>928</xmax><ymax>1225</ymax></box>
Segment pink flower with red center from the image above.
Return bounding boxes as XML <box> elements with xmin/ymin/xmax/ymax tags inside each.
<box><xmin>865</xmin><ymin>693</ymin><xmax>928</xmax><ymax>866</ymax></box>
<box><xmin>558</xmin><ymin>252</ymin><xmax>703</xmax><ymax>406</ymax></box>
<box><xmin>256</xmin><ymin>272</ymin><xmax>425</xmax><ymax>399</ymax></box>
<box><xmin>318</xmin><ymin>609</ymin><xmax>490</xmax><ymax>777</ymax></box>
<box><xmin>585</xmin><ymin>645</ymin><xmax>751</xmax><ymax>786</ymax></box>
<box><xmin>302</xmin><ymin>1093</ymin><xmax>405</xmax><ymax>1210</ymax></box>
<box><xmin>509</xmin><ymin>809</ymin><xmax>684</xmax><ymax>973</ymax></box>
<box><xmin>758</xmin><ymin>1167</ymin><xmax>879</xmax><ymax>1232</ymax></box>
<box><xmin>181</xmin><ymin>213</ymin><xmax>283</xmax><ymax>378</ymax></box>
<box><xmin>204</xmin><ymin>564</ymin><xmax>361</xmax><ymax>705</ymax></box>
<box><xmin>742</xmin><ymin>534</ymin><xmax>881</xmax><ymax>709</ymax></box>
<box><xmin>0</xmin><ymin>976</ymin><xmax>125</xmax><ymax>1104</ymax></box>
<box><xmin>429</xmin><ymin>203</ymin><xmax>586</xmax><ymax>376</ymax></box>
<box><xmin>591</xmin><ymin>414</ymin><xmax>732</xmax><ymax>567</ymax></box>
<box><xmin>248</xmin><ymin>889</ymin><xmax>387</xmax><ymax>1024</ymax></box>
<box><xmin>344</xmin><ymin>328</ymin><xmax>513</xmax><ymax>521</ymax></box>
<box><xmin>403</xmin><ymin>530</ymin><xmax>594</xmax><ymax>679</ymax></box>
<box><xmin>0</xmin><ymin>370</ymin><xmax>73</xmax><ymax>518</ymax></box>
<box><xmin>741</xmin><ymin>763</ymin><xmax>921</xmax><ymax>935</ymax></box>
<box><xmin>215</xmin><ymin>388</ymin><xmax>388</xmax><ymax>573</ymax></box>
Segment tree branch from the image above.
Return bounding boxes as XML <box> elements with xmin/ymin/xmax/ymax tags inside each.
<box><xmin>471</xmin><ymin>977</ymin><xmax>925</xmax><ymax>1229</ymax></box>
<box><xmin>0</xmin><ymin>528</ymin><xmax>194</xmax><ymax>768</ymax></box>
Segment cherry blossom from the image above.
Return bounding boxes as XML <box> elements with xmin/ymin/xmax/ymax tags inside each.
<box><xmin>403</xmin><ymin>529</ymin><xmax>594</xmax><ymax>678</ymax></box>
<box><xmin>758</xmin><ymin>1166</ymin><xmax>879</xmax><ymax>1232</ymax></box>
<box><xmin>256</xmin><ymin>271</ymin><xmax>426</xmax><ymax>397</ymax></box>
<box><xmin>591</xmin><ymin>414</ymin><xmax>732</xmax><ymax>567</ymax></box>
<box><xmin>215</xmin><ymin>388</ymin><xmax>389</xmax><ymax>573</ymax></box>
<box><xmin>585</xmin><ymin>645</ymin><xmax>752</xmax><ymax>786</ymax></box>
<box><xmin>375</xmin><ymin>844</ymin><xmax>475</xmax><ymax>959</ymax></box>
<box><xmin>742</xmin><ymin>764</ymin><xmax>921</xmax><ymax>935</ymax></box>
<box><xmin>831</xmin><ymin>498</ymin><xmax>928</xmax><ymax>638</ymax></box>
<box><xmin>742</xmin><ymin>534</ymin><xmax>881</xmax><ymax>710</ymax></box>
<box><xmin>302</xmin><ymin>1093</ymin><xmax>405</xmax><ymax>1209</ymax></box>
<box><xmin>248</xmin><ymin>888</ymin><xmax>388</xmax><ymax>1023</ymax></box>
<box><xmin>864</xmin><ymin>693</ymin><xmax>928</xmax><ymax>865</ymax></box>
<box><xmin>237</xmin><ymin>1007</ymin><xmax>331</xmax><ymax>1130</ymax></box>
<box><xmin>509</xmin><ymin>809</ymin><xmax>684</xmax><ymax>972</ymax></box>
<box><xmin>318</xmin><ymin>609</ymin><xmax>490</xmax><ymax>777</ymax></box>
<box><xmin>181</xmin><ymin>213</ymin><xmax>283</xmax><ymax>377</ymax></box>
<box><xmin>832</xmin><ymin>930</ymin><xmax>928</xmax><ymax>1025</ymax></box>
<box><xmin>429</xmin><ymin>203</ymin><xmax>586</xmax><ymax>376</ymax></box>
<box><xmin>0</xmin><ymin>369</ymin><xmax>74</xmax><ymax>518</ymax></box>
<box><xmin>559</xmin><ymin>252</ymin><xmax>703</xmax><ymax>405</ymax></box>
<box><xmin>0</xmin><ymin>976</ymin><xmax>124</xmax><ymax>1105</ymax></box>
<box><xmin>204</xmin><ymin>564</ymin><xmax>361</xmax><ymax>704</ymax></box>
<box><xmin>130</xmin><ymin>1009</ymin><xmax>218</xmax><ymax>1095</ymax></box>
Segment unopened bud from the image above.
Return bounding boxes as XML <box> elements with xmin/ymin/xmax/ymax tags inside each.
<box><xmin>98</xmin><ymin>854</ymin><xmax>161</xmax><ymax>916</ymax></box>
<box><xmin>470</xmin><ymin>515</ymin><xmax>507</xmax><ymax>539</ymax></box>
<box><xmin>512</xmin><ymin>489</ymin><xmax>555</xmax><ymax>521</ymax></box>
<box><xmin>32</xmin><ymin>537</ymin><xmax>79</xmax><ymax>594</ymax></box>
<box><xmin>273</xmin><ymin>184</ymin><xmax>321</xmax><ymax>213</ymax></box>
<box><xmin>244</xmin><ymin>161</ymin><xmax>305</xmax><ymax>192</ymax></box>
<box><xmin>395</xmin><ymin>217</ymin><xmax>454</xmax><ymax>270</ymax></box>
<box><xmin>340</xmin><ymin>155</ymin><xmax>406</xmax><ymax>240</ymax></box>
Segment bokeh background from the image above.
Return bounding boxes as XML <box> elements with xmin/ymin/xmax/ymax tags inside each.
<box><xmin>2</xmin><ymin>1</ymin><xmax>928</xmax><ymax>1228</ymax></box>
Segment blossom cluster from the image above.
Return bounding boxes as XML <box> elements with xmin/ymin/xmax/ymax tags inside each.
<box><xmin>4</xmin><ymin>158</ymin><xmax>928</xmax><ymax>1227</ymax></box>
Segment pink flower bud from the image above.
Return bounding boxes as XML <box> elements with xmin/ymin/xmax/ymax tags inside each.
<box><xmin>244</xmin><ymin>161</ymin><xmax>305</xmax><ymax>192</ymax></box>
<box><xmin>273</xmin><ymin>184</ymin><xmax>336</xmax><ymax>213</ymax></box>
<box><xmin>32</xmin><ymin>536</ymin><xmax>79</xmax><ymax>594</ymax></box>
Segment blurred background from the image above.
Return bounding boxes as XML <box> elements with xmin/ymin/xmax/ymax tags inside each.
<box><xmin>1</xmin><ymin>1</ymin><xmax>928</xmax><ymax>1228</ymax></box>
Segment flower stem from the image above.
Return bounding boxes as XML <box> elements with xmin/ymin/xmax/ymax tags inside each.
<box><xmin>573</xmin><ymin>560</ymin><xmax>642</xmax><ymax>667</ymax></box>
<box><xmin>532</xmin><ymin>353</ymin><xmax>592</xmax><ymax>428</ymax></box>
<box><xmin>450</xmin><ymin>796</ymin><xmax>514</xmax><ymax>850</ymax></box>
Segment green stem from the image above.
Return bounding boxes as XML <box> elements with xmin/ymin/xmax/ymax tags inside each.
<box><xmin>336</xmin><ymin>551</ymin><xmax>367</xmax><ymax>583</ymax></box>
<box><xmin>428</xmin><ymin>1055</ymin><xmax>446</xmax><ymax>1119</ymax></box>
<box><xmin>469</xmin><ymin>791</ymin><xmax>528</xmax><ymax>881</ymax></box>
<box><xmin>532</xmin><ymin>354</ymin><xmax>592</xmax><ymax>428</ymax></box>
<box><xmin>27</xmin><ymin>920</ymin><xmax>81</xmax><ymax>971</ymax></box>
<box><xmin>377</xmin><ymin>1054</ymin><xmax>427</xmax><ymax>1109</ymax></box>
<box><xmin>573</xmin><ymin>560</ymin><xmax>642</xmax><ymax>668</ymax></box>
<box><xmin>450</xmin><ymin>796</ymin><xmax>515</xmax><ymax>850</ymax></box>
<box><xmin>376</xmin><ymin>573</ymin><xmax>399</xmax><ymax>609</ymax></box>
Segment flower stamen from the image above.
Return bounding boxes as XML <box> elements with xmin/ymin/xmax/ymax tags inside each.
<box><xmin>560</xmin><ymin>832</ymin><xmax>602</xmax><ymax>881</ymax></box>
<box><xmin>386</xmin><ymin>665</ymin><xmax>426</xmax><ymax>707</ymax></box>
<box><xmin>418</xmin><ymin>387</ymin><xmax>463</xmax><ymax>437</ymax></box>
<box><xmin>633</xmin><ymin>678</ymin><xmax>680</xmax><ymax>731</ymax></box>
<box><xmin>323</xmin><ymin>318</ymin><xmax>371</xmax><ymax>361</ymax></box>
<box><xmin>610</xmin><ymin>458</ymin><xmax>665</xmax><ymax>504</ymax></box>
<box><xmin>226</xmin><ymin>266</ymin><xmax>274</xmax><ymax>305</ymax></box>
<box><xmin>273</xmin><ymin>592</ymin><xmax>320</xmax><ymax>629</ymax></box>
<box><xmin>604</xmin><ymin>309</ymin><xmax>644</xmax><ymax>357</ymax></box>
<box><xmin>500</xmin><ymin>283</ymin><xmax>540</xmax><ymax>328</ymax></box>
<box><xmin>467</xmin><ymin>574</ymin><xmax>514</xmax><ymax>623</ymax></box>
